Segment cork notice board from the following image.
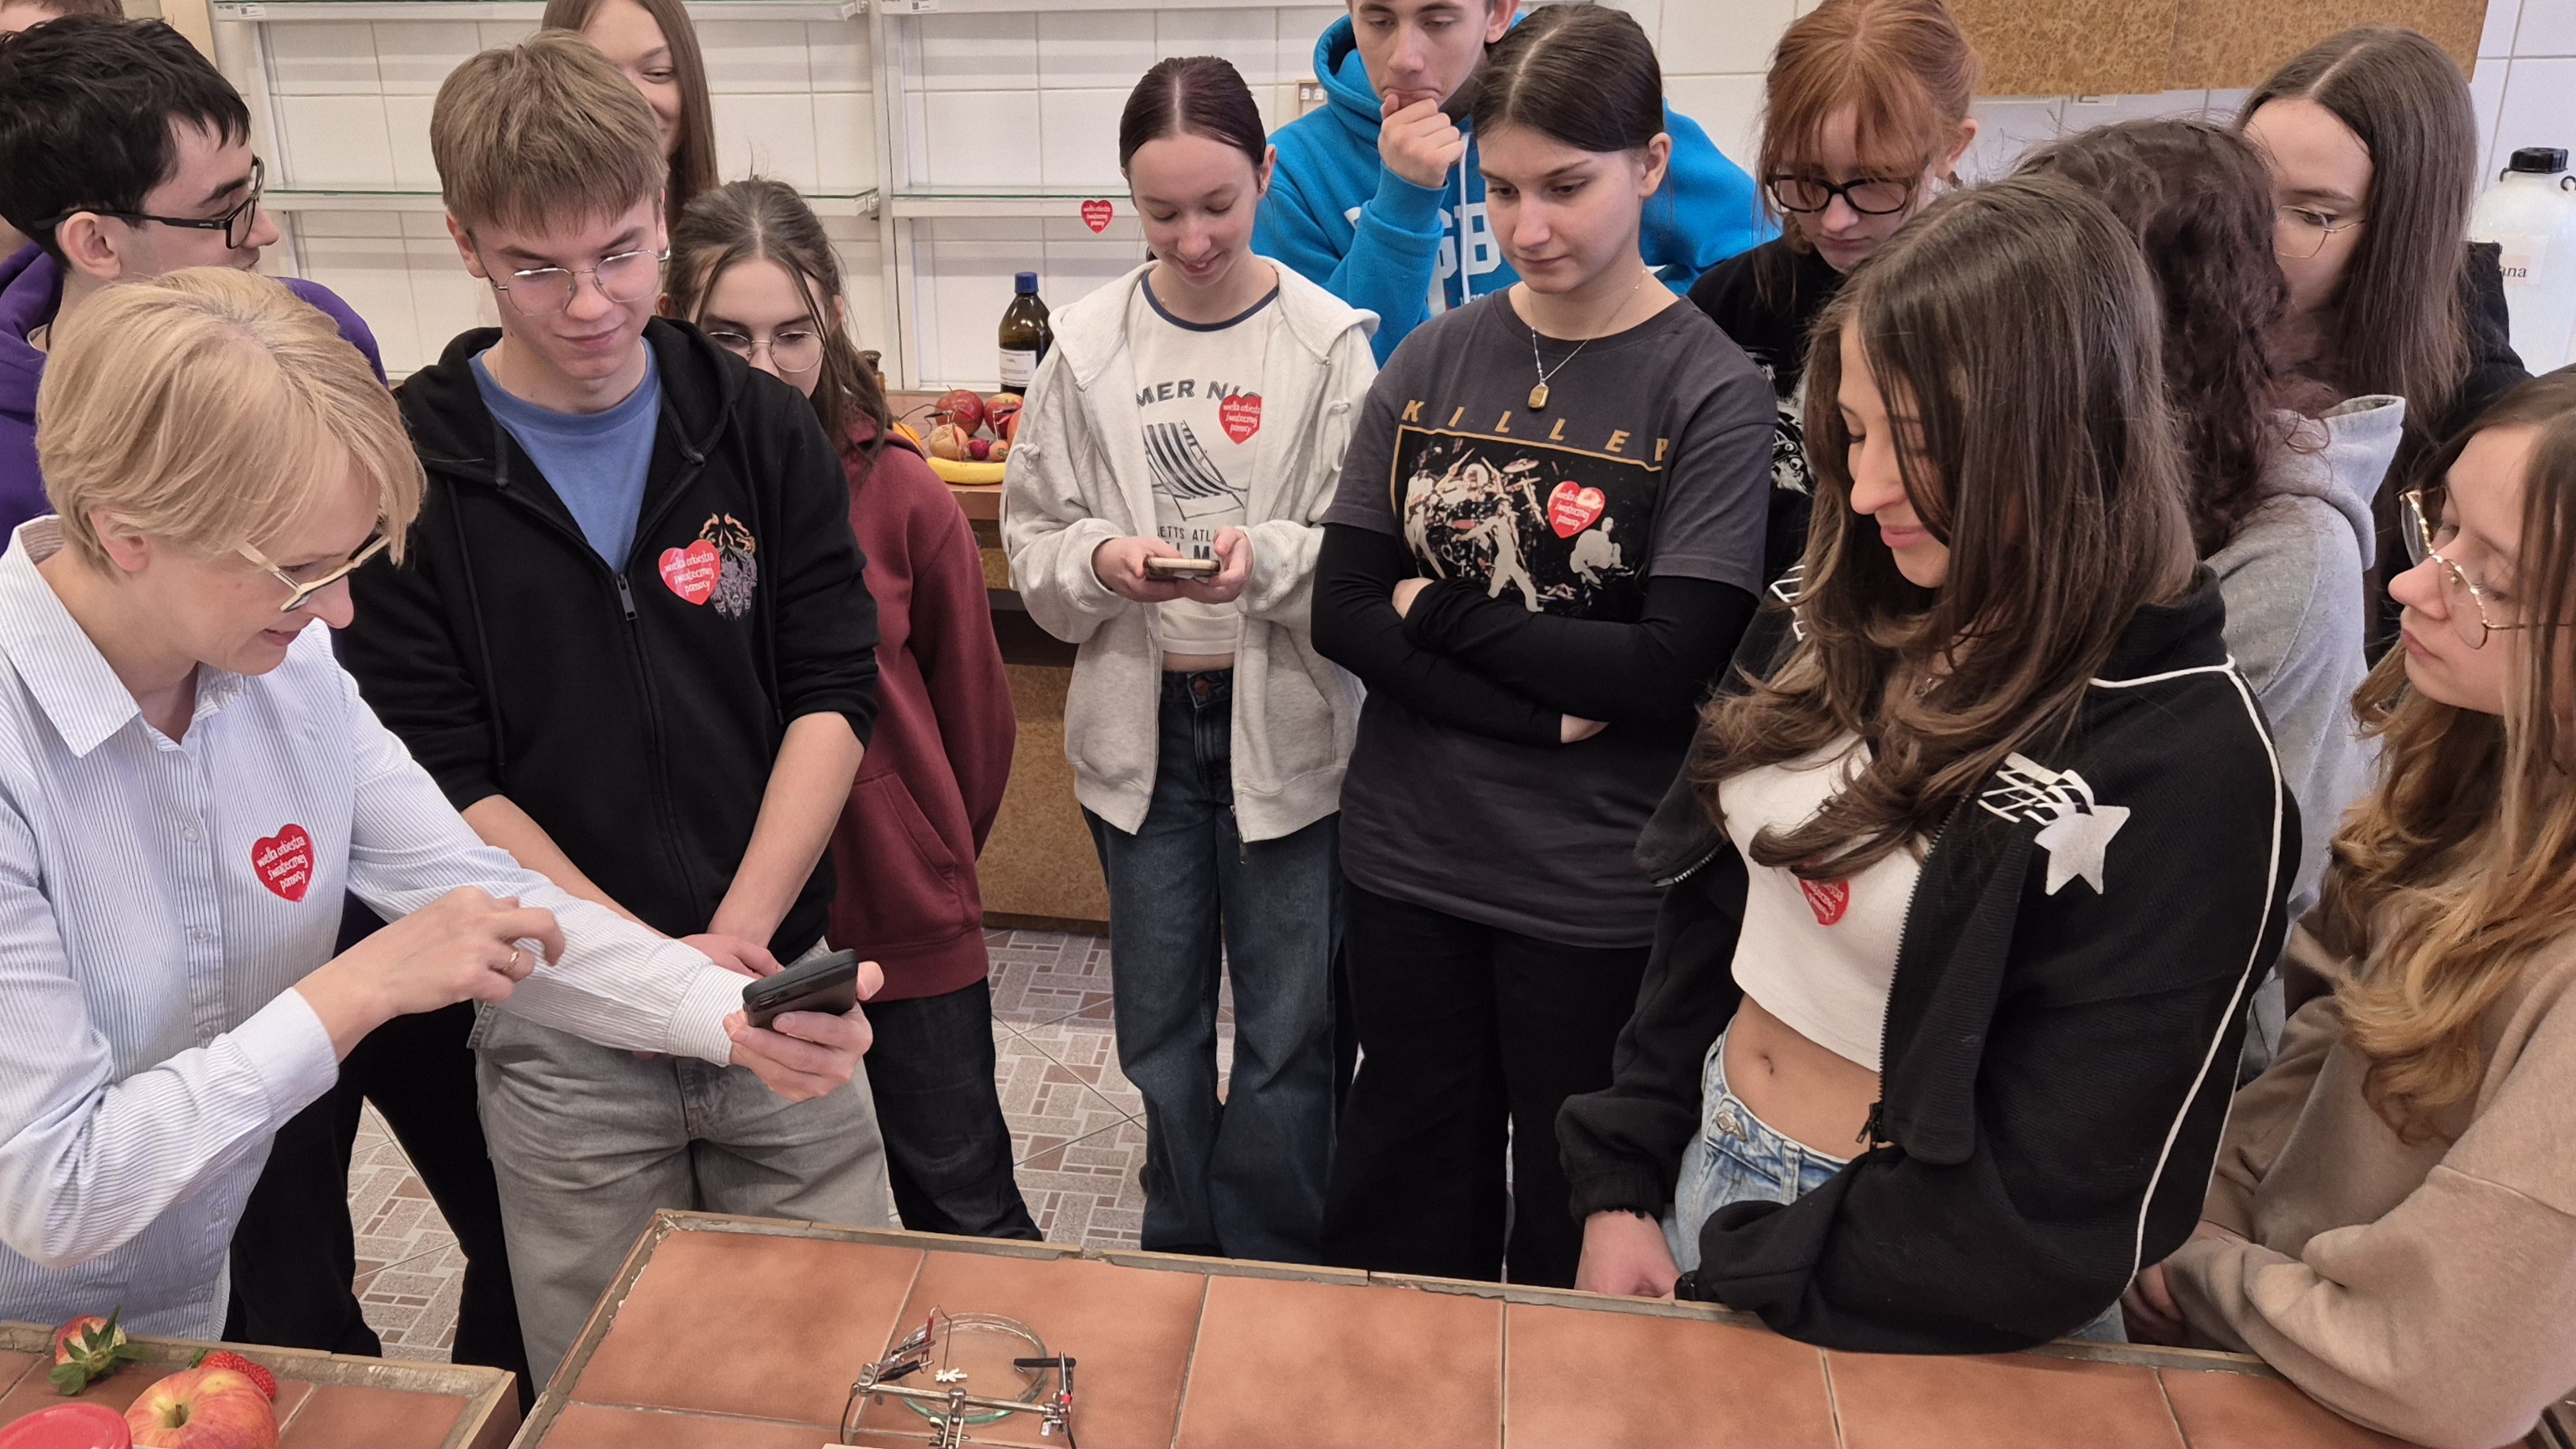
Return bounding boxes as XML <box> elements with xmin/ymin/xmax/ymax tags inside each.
<box><xmin>1949</xmin><ymin>0</ymin><xmax>2489</xmax><ymax>96</ymax></box>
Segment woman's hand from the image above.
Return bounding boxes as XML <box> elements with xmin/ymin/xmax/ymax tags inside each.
<box><xmin>724</xmin><ymin>958</ymin><xmax>887</xmax><ymax>1101</ymax></box>
<box><xmin>1561</xmin><ymin>714</ymin><xmax>1607</xmax><ymax>744</ymax></box>
<box><xmin>296</xmin><ymin>888</ymin><xmax>565</xmax><ymax>1057</ymax></box>
<box><xmin>1173</xmin><ymin>527</ymin><xmax>1251</xmax><ymax>606</ymax></box>
<box><xmin>2122</xmin><ymin>1262</ymin><xmax>2187</xmax><ymax>1345</ymax></box>
<box><xmin>1575</xmin><ymin>1210</ymin><xmax>1681</xmax><ymax>1298</ymax></box>
<box><xmin>1391</xmin><ymin>576</ymin><xmax>1431</xmax><ymax>617</ymax></box>
<box><xmin>1091</xmin><ymin>536</ymin><xmax>1190</xmax><ymax>603</ymax></box>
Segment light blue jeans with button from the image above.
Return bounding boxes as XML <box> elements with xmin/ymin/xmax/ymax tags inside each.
<box><xmin>1663</xmin><ymin>1021</ymin><xmax>2127</xmax><ymax>1345</ymax></box>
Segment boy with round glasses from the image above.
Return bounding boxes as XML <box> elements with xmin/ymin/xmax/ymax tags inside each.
<box><xmin>338</xmin><ymin>33</ymin><xmax>894</xmax><ymax>1389</ymax></box>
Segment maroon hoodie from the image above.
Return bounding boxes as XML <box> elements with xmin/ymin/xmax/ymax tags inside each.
<box><xmin>825</xmin><ymin>420</ymin><xmax>1014</xmax><ymax>999</ymax></box>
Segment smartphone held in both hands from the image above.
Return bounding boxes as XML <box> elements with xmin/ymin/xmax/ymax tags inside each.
<box><xmin>741</xmin><ymin>947</ymin><xmax>862</xmax><ymax>1027</ymax></box>
<box><xmin>1142</xmin><ymin>556</ymin><xmax>1220</xmax><ymax>578</ymax></box>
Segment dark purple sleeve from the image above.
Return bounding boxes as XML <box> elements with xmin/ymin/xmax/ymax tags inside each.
<box><xmin>282</xmin><ymin>277</ymin><xmax>387</xmax><ymax>385</ymax></box>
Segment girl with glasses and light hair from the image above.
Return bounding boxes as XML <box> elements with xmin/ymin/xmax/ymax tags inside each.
<box><xmin>2127</xmin><ymin>369</ymin><xmax>2576</xmax><ymax>1449</ymax></box>
<box><xmin>1687</xmin><ymin>0</ymin><xmax>1981</xmax><ymax>583</ymax></box>
<box><xmin>0</xmin><ymin>266</ymin><xmax>866</xmax><ymax>1339</ymax></box>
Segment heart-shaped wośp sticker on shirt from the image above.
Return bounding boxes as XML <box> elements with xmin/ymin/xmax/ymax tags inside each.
<box><xmin>254</xmin><ymin>825</ymin><xmax>314</xmax><ymax>903</ymax></box>
<box><xmin>1547</xmin><ymin>480</ymin><xmax>1607</xmax><ymax>538</ymax></box>
<box><xmin>1799</xmin><ymin>878</ymin><xmax>1849</xmax><ymax>926</ymax></box>
<box><xmin>1081</xmin><ymin>199</ymin><xmax>1114</xmax><ymax>233</ymax></box>
<box><xmin>661</xmin><ymin>540</ymin><xmax>720</xmax><ymax>605</ymax></box>
<box><xmin>1219</xmin><ymin>393</ymin><xmax>1262</xmax><ymax>444</ymax></box>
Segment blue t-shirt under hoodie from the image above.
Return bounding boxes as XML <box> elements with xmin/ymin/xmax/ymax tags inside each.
<box><xmin>471</xmin><ymin>346</ymin><xmax>663</xmax><ymax>568</ymax></box>
<box><xmin>1254</xmin><ymin>13</ymin><xmax>1775</xmax><ymax>364</ymax></box>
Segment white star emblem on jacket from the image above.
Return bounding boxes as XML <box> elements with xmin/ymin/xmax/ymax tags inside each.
<box><xmin>1978</xmin><ymin>752</ymin><xmax>2129</xmax><ymax>896</ymax></box>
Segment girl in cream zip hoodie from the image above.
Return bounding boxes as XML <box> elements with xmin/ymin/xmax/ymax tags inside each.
<box><xmin>1000</xmin><ymin>57</ymin><xmax>1376</xmax><ymax>1264</ymax></box>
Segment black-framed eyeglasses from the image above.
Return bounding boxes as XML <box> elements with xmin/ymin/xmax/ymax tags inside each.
<box><xmin>2400</xmin><ymin>488</ymin><xmax>2534</xmax><ymax>651</ymax></box>
<box><xmin>2275</xmin><ymin>204</ymin><xmax>2364</xmax><ymax>260</ymax></box>
<box><xmin>43</xmin><ymin>158</ymin><xmax>267</xmax><ymax>251</ymax></box>
<box><xmin>1766</xmin><ymin>171</ymin><xmax>1917</xmax><ymax>217</ymax></box>
<box><xmin>239</xmin><ymin>528</ymin><xmax>391</xmax><ymax>614</ymax></box>
<box><xmin>485</xmin><ymin>248</ymin><xmax>667</xmax><ymax>318</ymax></box>
<box><xmin>703</xmin><ymin>325</ymin><xmax>825</xmax><ymax>376</ymax></box>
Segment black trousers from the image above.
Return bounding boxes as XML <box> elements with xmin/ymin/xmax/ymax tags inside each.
<box><xmin>1321</xmin><ymin>879</ymin><xmax>1651</xmax><ymax>1288</ymax></box>
<box><xmin>225</xmin><ymin>998</ymin><xmax>530</xmax><ymax>1405</ymax></box>
<box><xmin>863</xmin><ymin>978</ymin><xmax>1041</xmax><ymax>1240</ymax></box>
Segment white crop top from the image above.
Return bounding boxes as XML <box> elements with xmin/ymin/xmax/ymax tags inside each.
<box><xmin>1716</xmin><ymin>735</ymin><xmax>1923</xmax><ymax>1072</ymax></box>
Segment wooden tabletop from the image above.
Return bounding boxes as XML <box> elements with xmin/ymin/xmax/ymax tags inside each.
<box><xmin>518</xmin><ymin>1212</ymin><xmax>2425</xmax><ymax>1449</ymax></box>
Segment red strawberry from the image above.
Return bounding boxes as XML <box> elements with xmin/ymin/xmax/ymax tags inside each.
<box><xmin>190</xmin><ymin>1349</ymin><xmax>279</xmax><ymax>1401</ymax></box>
<box><xmin>49</xmin><ymin>1310</ymin><xmax>144</xmax><ymax>1395</ymax></box>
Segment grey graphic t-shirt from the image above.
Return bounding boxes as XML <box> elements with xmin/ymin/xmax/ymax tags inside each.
<box><xmin>1325</xmin><ymin>291</ymin><xmax>1773</xmax><ymax>946</ymax></box>
<box><xmin>1127</xmin><ymin>279</ymin><xmax>1280</xmax><ymax>658</ymax></box>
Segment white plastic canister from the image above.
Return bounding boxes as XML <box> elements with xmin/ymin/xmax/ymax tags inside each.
<box><xmin>2471</xmin><ymin>146</ymin><xmax>2576</xmax><ymax>373</ymax></box>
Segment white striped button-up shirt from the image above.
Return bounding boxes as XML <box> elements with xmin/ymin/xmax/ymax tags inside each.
<box><xmin>0</xmin><ymin>521</ymin><xmax>746</xmax><ymax>1337</ymax></box>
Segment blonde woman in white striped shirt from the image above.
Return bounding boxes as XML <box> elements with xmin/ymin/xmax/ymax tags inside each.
<box><xmin>0</xmin><ymin>267</ymin><xmax>873</xmax><ymax>1337</ymax></box>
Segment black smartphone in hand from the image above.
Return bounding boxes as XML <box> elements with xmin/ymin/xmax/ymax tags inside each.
<box><xmin>741</xmin><ymin>948</ymin><xmax>861</xmax><ymax>1028</ymax></box>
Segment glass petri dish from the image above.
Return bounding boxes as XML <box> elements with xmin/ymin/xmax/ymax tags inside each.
<box><xmin>897</xmin><ymin>1313</ymin><xmax>1054</xmax><ymax>1428</ymax></box>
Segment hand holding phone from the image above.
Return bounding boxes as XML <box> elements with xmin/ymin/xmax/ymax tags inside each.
<box><xmin>741</xmin><ymin>947</ymin><xmax>861</xmax><ymax>1027</ymax></box>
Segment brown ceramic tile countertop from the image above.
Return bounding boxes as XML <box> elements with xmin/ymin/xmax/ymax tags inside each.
<box><xmin>1829</xmin><ymin>1349</ymin><xmax>2190</xmax><ymax>1449</ymax></box>
<box><xmin>279</xmin><ymin>1383</ymin><xmax>463</xmax><ymax>1449</ymax></box>
<box><xmin>1504</xmin><ymin>1300</ymin><xmax>1840</xmax><ymax>1449</ymax></box>
<box><xmin>851</xmin><ymin>1250</ymin><xmax>1206</xmax><ymax>1447</ymax></box>
<box><xmin>1176</xmin><ymin>1272</ymin><xmax>1503</xmax><ymax>1449</ymax></box>
<box><xmin>570</xmin><ymin>1230</ymin><xmax>927</xmax><ymax>1426</ymax></box>
<box><xmin>2159</xmin><ymin>1365</ymin><xmax>2418</xmax><ymax>1449</ymax></box>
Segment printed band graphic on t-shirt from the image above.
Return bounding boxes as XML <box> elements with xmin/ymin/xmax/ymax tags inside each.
<box><xmin>1770</xmin><ymin>371</ymin><xmax>1813</xmax><ymax>499</ymax></box>
<box><xmin>1978</xmin><ymin>752</ymin><xmax>2130</xmax><ymax>897</ymax></box>
<box><xmin>1143</xmin><ymin>421</ymin><xmax>1246</xmax><ymax>523</ymax></box>
<box><xmin>1389</xmin><ymin>424</ymin><xmax>1661</xmax><ymax>619</ymax></box>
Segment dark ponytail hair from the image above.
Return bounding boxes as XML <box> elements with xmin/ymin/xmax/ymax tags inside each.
<box><xmin>1460</xmin><ymin>4</ymin><xmax>1664</xmax><ymax>155</ymax></box>
<box><xmin>1118</xmin><ymin>55</ymin><xmax>1267</xmax><ymax>174</ymax></box>
<box><xmin>667</xmin><ymin>177</ymin><xmax>894</xmax><ymax>469</ymax></box>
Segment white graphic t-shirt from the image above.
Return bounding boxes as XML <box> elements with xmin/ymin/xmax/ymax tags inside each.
<box><xmin>1127</xmin><ymin>278</ymin><xmax>1281</xmax><ymax>658</ymax></box>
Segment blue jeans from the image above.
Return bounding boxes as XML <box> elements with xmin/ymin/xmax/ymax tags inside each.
<box><xmin>1666</xmin><ymin>1023</ymin><xmax>2128</xmax><ymax>1346</ymax></box>
<box><xmin>1086</xmin><ymin>670</ymin><xmax>1339</xmax><ymax>1262</ymax></box>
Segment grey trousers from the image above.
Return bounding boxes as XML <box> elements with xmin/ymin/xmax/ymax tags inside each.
<box><xmin>473</xmin><ymin>950</ymin><xmax>895</xmax><ymax>1387</ymax></box>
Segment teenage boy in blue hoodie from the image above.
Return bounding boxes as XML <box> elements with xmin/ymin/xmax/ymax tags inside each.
<box><xmin>1257</xmin><ymin>0</ymin><xmax>1771</xmax><ymax>363</ymax></box>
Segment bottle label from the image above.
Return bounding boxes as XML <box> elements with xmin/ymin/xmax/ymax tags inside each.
<box><xmin>2495</xmin><ymin>233</ymin><xmax>2548</xmax><ymax>288</ymax></box>
<box><xmin>1000</xmin><ymin>349</ymin><xmax>1037</xmax><ymax>390</ymax></box>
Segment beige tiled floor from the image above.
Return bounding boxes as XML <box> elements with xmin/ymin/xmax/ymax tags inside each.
<box><xmin>351</xmin><ymin>928</ymin><xmax>1201</xmax><ymax>1358</ymax></box>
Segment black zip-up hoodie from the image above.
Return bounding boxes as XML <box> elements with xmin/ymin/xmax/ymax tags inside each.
<box><xmin>1557</xmin><ymin>573</ymin><xmax>2298</xmax><ymax>1352</ymax></box>
<box><xmin>343</xmin><ymin>320</ymin><xmax>879</xmax><ymax>957</ymax></box>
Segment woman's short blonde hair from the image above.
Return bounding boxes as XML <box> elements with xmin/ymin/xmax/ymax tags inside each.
<box><xmin>34</xmin><ymin>267</ymin><xmax>420</xmax><ymax>569</ymax></box>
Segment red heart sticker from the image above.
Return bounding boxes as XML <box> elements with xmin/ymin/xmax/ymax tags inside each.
<box><xmin>1219</xmin><ymin>392</ymin><xmax>1262</xmax><ymax>444</ymax></box>
<box><xmin>660</xmin><ymin>540</ymin><xmax>720</xmax><ymax>605</ymax></box>
<box><xmin>1547</xmin><ymin>481</ymin><xmax>1607</xmax><ymax>538</ymax></box>
<box><xmin>1081</xmin><ymin>199</ymin><xmax>1114</xmax><ymax>233</ymax></box>
<box><xmin>1799</xmin><ymin>878</ymin><xmax>1849</xmax><ymax>927</ymax></box>
<box><xmin>253</xmin><ymin>825</ymin><xmax>314</xmax><ymax>903</ymax></box>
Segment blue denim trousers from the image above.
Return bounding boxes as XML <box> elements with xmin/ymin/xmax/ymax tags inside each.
<box><xmin>1086</xmin><ymin>670</ymin><xmax>1339</xmax><ymax>1262</ymax></box>
<box><xmin>1666</xmin><ymin>1022</ymin><xmax>2128</xmax><ymax>1345</ymax></box>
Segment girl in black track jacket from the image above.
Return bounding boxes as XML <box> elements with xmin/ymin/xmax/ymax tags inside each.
<box><xmin>1557</xmin><ymin>177</ymin><xmax>2299</xmax><ymax>1354</ymax></box>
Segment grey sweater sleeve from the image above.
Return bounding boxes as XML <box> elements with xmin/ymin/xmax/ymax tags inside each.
<box><xmin>2208</xmin><ymin>495</ymin><xmax>2374</xmax><ymax>922</ymax></box>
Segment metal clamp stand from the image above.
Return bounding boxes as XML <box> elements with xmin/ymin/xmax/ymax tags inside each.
<box><xmin>837</xmin><ymin>1313</ymin><xmax>1079</xmax><ymax>1448</ymax></box>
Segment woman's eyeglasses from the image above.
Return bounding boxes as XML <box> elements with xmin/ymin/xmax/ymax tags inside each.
<box><xmin>2400</xmin><ymin>489</ymin><xmax>2533</xmax><ymax>651</ymax></box>
<box><xmin>1766</xmin><ymin>172</ymin><xmax>1917</xmax><ymax>218</ymax></box>
<box><xmin>2275</xmin><ymin>204</ymin><xmax>2364</xmax><ymax>260</ymax></box>
<box><xmin>704</xmin><ymin>326</ymin><xmax>825</xmax><ymax>376</ymax></box>
<box><xmin>43</xmin><ymin>158</ymin><xmax>268</xmax><ymax>251</ymax></box>
<box><xmin>488</xmin><ymin>248</ymin><xmax>667</xmax><ymax>318</ymax></box>
<box><xmin>240</xmin><ymin>530</ymin><xmax>393</xmax><ymax>614</ymax></box>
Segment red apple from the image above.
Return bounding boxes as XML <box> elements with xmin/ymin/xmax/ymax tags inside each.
<box><xmin>124</xmin><ymin>1369</ymin><xmax>276</xmax><ymax>1449</ymax></box>
<box><xmin>984</xmin><ymin>392</ymin><xmax>1022</xmax><ymax>440</ymax></box>
<box><xmin>932</xmin><ymin>388</ymin><xmax>987</xmax><ymax>434</ymax></box>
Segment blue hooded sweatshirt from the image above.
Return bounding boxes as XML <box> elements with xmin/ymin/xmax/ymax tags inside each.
<box><xmin>1256</xmin><ymin>13</ymin><xmax>1774</xmax><ymax>364</ymax></box>
<box><xmin>0</xmin><ymin>244</ymin><xmax>385</xmax><ymax>539</ymax></box>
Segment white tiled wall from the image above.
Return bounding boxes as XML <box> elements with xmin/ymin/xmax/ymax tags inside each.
<box><xmin>250</xmin><ymin>0</ymin><xmax>2574</xmax><ymax>384</ymax></box>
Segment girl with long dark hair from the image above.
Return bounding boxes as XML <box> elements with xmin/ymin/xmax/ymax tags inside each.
<box><xmin>667</xmin><ymin>177</ymin><xmax>1036</xmax><ymax>1242</ymax></box>
<box><xmin>1311</xmin><ymin>5</ymin><xmax>1774</xmax><ymax>1288</ymax></box>
<box><xmin>544</xmin><ymin>0</ymin><xmax>719</xmax><ymax>218</ymax></box>
<box><xmin>1558</xmin><ymin>176</ymin><xmax>2297</xmax><ymax>1350</ymax></box>
<box><xmin>1002</xmin><ymin>57</ymin><xmax>1377</xmax><ymax>1263</ymax></box>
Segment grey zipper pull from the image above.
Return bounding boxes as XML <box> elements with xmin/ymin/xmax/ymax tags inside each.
<box><xmin>614</xmin><ymin>573</ymin><xmax>638</xmax><ymax>621</ymax></box>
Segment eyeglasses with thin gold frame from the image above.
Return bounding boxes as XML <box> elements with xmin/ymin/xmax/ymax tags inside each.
<box><xmin>239</xmin><ymin>530</ymin><xmax>392</xmax><ymax>613</ymax></box>
<box><xmin>2400</xmin><ymin>488</ymin><xmax>2536</xmax><ymax>651</ymax></box>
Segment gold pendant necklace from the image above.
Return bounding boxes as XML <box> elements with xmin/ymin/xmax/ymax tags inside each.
<box><xmin>1526</xmin><ymin>267</ymin><xmax>1652</xmax><ymax>412</ymax></box>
